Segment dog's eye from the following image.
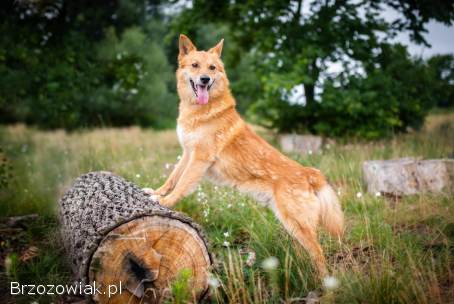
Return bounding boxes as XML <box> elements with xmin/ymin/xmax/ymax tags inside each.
<box><xmin>192</xmin><ymin>63</ymin><xmax>199</xmax><ymax>68</ymax></box>
<box><xmin>209</xmin><ymin>65</ymin><xmax>216</xmax><ymax>70</ymax></box>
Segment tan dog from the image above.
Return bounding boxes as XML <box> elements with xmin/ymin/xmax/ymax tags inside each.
<box><xmin>144</xmin><ymin>34</ymin><xmax>344</xmax><ymax>276</ymax></box>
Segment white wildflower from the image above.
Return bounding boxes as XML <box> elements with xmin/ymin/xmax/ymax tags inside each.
<box><xmin>356</xmin><ymin>192</ymin><xmax>362</xmax><ymax>198</ymax></box>
<box><xmin>130</xmin><ymin>88</ymin><xmax>138</xmax><ymax>95</ymax></box>
<box><xmin>223</xmin><ymin>232</ymin><xmax>229</xmax><ymax>238</ymax></box>
<box><xmin>375</xmin><ymin>191</ymin><xmax>381</xmax><ymax>197</ymax></box>
<box><xmin>308</xmin><ymin>149</ymin><xmax>313</xmax><ymax>155</ymax></box>
<box><xmin>222</xmin><ymin>241</ymin><xmax>230</xmax><ymax>247</ymax></box>
<box><xmin>207</xmin><ymin>274</ymin><xmax>220</xmax><ymax>289</ymax></box>
<box><xmin>227</xmin><ymin>203</ymin><xmax>232</xmax><ymax>208</ymax></box>
<box><xmin>323</xmin><ymin>276</ymin><xmax>340</xmax><ymax>290</ymax></box>
<box><xmin>135</xmin><ymin>174</ymin><xmax>141</xmax><ymax>178</ymax></box>
<box><xmin>261</xmin><ymin>256</ymin><xmax>279</xmax><ymax>270</ymax></box>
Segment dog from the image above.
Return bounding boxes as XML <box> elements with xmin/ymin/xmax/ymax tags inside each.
<box><xmin>144</xmin><ymin>34</ymin><xmax>344</xmax><ymax>276</ymax></box>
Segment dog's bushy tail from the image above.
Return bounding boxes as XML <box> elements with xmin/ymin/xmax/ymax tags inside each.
<box><xmin>316</xmin><ymin>184</ymin><xmax>344</xmax><ymax>238</ymax></box>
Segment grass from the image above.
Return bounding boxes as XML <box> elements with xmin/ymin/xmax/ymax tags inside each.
<box><xmin>0</xmin><ymin>112</ymin><xmax>453</xmax><ymax>303</ymax></box>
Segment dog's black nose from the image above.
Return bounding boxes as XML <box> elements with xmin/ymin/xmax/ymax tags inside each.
<box><xmin>200</xmin><ymin>75</ymin><xmax>210</xmax><ymax>85</ymax></box>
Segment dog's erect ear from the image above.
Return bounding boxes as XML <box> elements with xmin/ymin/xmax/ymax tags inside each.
<box><xmin>208</xmin><ymin>39</ymin><xmax>224</xmax><ymax>57</ymax></box>
<box><xmin>179</xmin><ymin>34</ymin><xmax>196</xmax><ymax>58</ymax></box>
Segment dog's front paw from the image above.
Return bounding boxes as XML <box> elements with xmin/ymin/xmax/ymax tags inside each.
<box><xmin>142</xmin><ymin>187</ymin><xmax>163</xmax><ymax>202</ymax></box>
<box><xmin>149</xmin><ymin>194</ymin><xmax>162</xmax><ymax>202</ymax></box>
<box><xmin>158</xmin><ymin>196</ymin><xmax>176</xmax><ymax>208</ymax></box>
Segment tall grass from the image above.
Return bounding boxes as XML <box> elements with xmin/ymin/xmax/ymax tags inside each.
<box><xmin>0</xmin><ymin>113</ymin><xmax>453</xmax><ymax>303</ymax></box>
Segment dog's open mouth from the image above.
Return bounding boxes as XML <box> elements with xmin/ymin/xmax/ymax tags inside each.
<box><xmin>190</xmin><ymin>79</ymin><xmax>214</xmax><ymax>105</ymax></box>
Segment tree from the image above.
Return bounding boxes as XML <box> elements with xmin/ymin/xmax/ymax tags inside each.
<box><xmin>0</xmin><ymin>0</ymin><xmax>177</xmax><ymax>129</ymax></box>
<box><xmin>314</xmin><ymin>44</ymin><xmax>437</xmax><ymax>138</ymax></box>
<box><xmin>427</xmin><ymin>54</ymin><xmax>454</xmax><ymax>108</ymax></box>
<box><xmin>173</xmin><ymin>0</ymin><xmax>454</xmax><ymax>137</ymax></box>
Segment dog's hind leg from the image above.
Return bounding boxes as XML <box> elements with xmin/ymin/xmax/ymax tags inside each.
<box><xmin>272</xmin><ymin>186</ymin><xmax>327</xmax><ymax>276</ymax></box>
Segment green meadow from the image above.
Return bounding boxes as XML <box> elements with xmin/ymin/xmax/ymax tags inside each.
<box><xmin>0</xmin><ymin>112</ymin><xmax>453</xmax><ymax>303</ymax></box>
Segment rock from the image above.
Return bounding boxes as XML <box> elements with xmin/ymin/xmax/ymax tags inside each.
<box><xmin>279</xmin><ymin>134</ymin><xmax>323</xmax><ymax>154</ymax></box>
<box><xmin>362</xmin><ymin>158</ymin><xmax>454</xmax><ymax>195</ymax></box>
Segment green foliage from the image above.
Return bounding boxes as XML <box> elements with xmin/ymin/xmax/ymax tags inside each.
<box><xmin>0</xmin><ymin>0</ymin><xmax>176</xmax><ymax>129</ymax></box>
<box><xmin>2</xmin><ymin>217</ymin><xmax>69</xmax><ymax>304</ymax></box>
<box><xmin>94</xmin><ymin>25</ymin><xmax>177</xmax><ymax>128</ymax></box>
<box><xmin>168</xmin><ymin>268</ymin><xmax>193</xmax><ymax>304</ymax></box>
<box><xmin>248</xmin><ymin>45</ymin><xmax>438</xmax><ymax>139</ymax></box>
<box><xmin>312</xmin><ymin>45</ymin><xmax>437</xmax><ymax>139</ymax></box>
<box><xmin>427</xmin><ymin>54</ymin><xmax>454</xmax><ymax>108</ymax></box>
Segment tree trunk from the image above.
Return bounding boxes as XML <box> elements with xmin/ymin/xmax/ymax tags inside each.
<box><xmin>304</xmin><ymin>59</ymin><xmax>319</xmax><ymax>106</ymax></box>
<box><xmin>59</xmin><ymin>171</ymin><xmax>213</xmax><ymax>303</ymax></box>
<box><xmin>304</xmin><ymin>83</ymin><xmax>315</xmax><ymax>105</ymax></box>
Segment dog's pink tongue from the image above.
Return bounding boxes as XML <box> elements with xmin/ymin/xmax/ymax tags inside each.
<box><xmin>196</xmin><ymin>85</ymin><xmax>209</xmax><ymax>105</ymax></box>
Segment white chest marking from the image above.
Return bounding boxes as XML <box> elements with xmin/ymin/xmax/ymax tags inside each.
<box><xmin>176</xmin><ymin>124</ymin><xmax>184</xmax><ymax>146</ymax></box>
<box><xmin>176</xmin><ymin>124</ymin><xmax>203</xmax><ymax>147</ymax></box>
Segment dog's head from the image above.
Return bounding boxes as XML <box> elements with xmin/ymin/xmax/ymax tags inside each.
<box><xmin>176</xmin><ymin>34</ymin><xmax>229</xmax><ymax>105</ymax></box>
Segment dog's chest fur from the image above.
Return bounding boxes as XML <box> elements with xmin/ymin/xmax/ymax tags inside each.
<box><xmin>176</xmin><ymin>123</ymin><xmax>210</xmax><ymax>148</ymax></box>
<box><xmin>176</xmin><ymin>124</ymin><xmax>192</xmax><ymax>146</ymax></box>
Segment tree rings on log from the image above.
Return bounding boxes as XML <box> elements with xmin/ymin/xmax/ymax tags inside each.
<box><xmin>58</xmin><ymin>172</ymin><xmax>213</xmax><ymax>303</ymax></box>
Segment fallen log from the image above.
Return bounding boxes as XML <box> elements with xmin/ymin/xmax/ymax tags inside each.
<box><xmin>59</xmin><ymin>171</ymin><xmax>213</xmax><ymax>303</ymax></box>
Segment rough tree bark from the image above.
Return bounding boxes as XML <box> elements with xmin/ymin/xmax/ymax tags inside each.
<box><xmin>59</xmin><ymin>171</ymin><xmax>213</xmax><ymax>303</ymax></box>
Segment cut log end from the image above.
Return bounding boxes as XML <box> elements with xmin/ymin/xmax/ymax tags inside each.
<box><xmin>59</xmin><ymin>172</ymin><xmax>213</xmax><ymax>303</ymax></box>
<box><xmin>89</xmin><ymin>216</ymin><xmax>211</xmax><ymax>303</ymax></box>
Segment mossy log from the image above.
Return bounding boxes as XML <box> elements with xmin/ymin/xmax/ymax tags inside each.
<box><xmin>59</xmin><ymin>171</ymin><xmax>213</xmax><ymax>303</ymax></box>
